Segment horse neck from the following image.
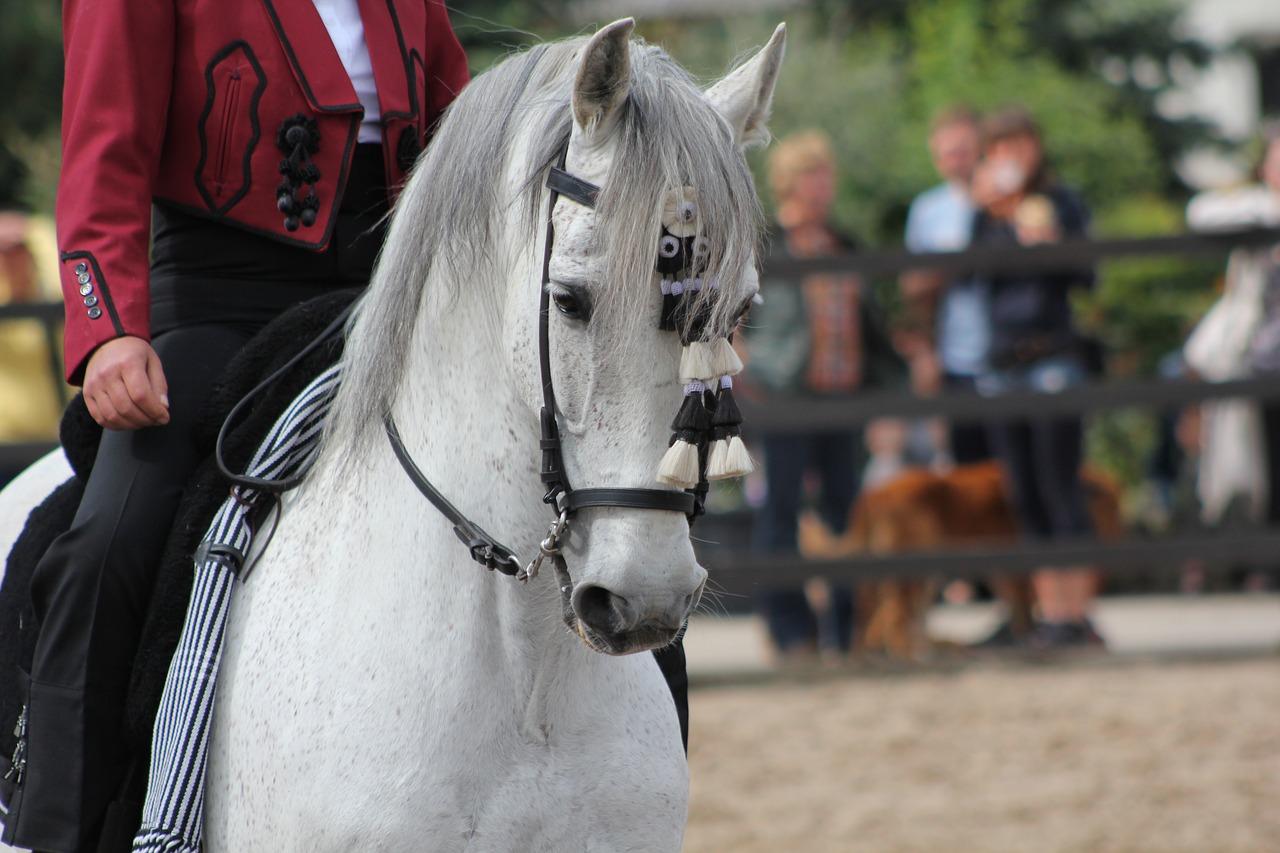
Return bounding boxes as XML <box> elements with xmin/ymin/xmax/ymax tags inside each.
<box><xmin>383</xmin><ymin>268</ymin><xmax>574</xmax><ymax>675</ymax></box>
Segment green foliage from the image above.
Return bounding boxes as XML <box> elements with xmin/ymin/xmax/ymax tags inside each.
<box><xmin>909</xmin><ymin>0</ymin><xmax>1163</xmax><ymax>208</ymax></box>
<box><xmin>1086</xmin><ymin>406</ymin><xmax>1159</xmax><ymax>497</ymax></box>
<box><xmin>817</xmin><ymin>0</ymin><xmax>1216</xmax><ymax>192</ymax></box>
<box><xmin>650</xmin><ymin>0</ymin><xmax>1173</xmax><ymax>245</ymax></box>
<box><xmin>1077</xmin><ymin>194</ymin><xmax>1221</xmax><ymax>375</ymax></box>
<box><xmin>0</xmin><ymin>1</ymin><xmax>63</xmax><ymax>209</ymax></box>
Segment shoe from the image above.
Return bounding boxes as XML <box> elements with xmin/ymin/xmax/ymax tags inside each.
<box><xmin>1077</xmin><ymin>617</ymin><xmax>1107</xmax><ymax>648</ymax></box>
<box><xmin>1031</xmin><ymin>619</ymin><xmax>1107</xmax><ymax>650</ymax></box>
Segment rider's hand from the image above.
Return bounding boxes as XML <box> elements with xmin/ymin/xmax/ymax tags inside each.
<box><xmin>83</xmin><ymin>336</ymin><xmax>170</xmax><ymax>430</ymax></box>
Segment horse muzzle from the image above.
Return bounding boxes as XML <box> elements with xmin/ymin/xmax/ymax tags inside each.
<box><xmin>566</xmin><ymin>577</ymin><xmax>705</xmax><ymax>655</ymax></box>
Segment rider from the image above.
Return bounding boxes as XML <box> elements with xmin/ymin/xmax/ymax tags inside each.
<box><xmin>2</xmin><ymin>3</ymin><xmax>468</xmax><ymax>850</ymax></box>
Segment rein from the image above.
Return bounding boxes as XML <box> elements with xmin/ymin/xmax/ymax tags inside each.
<box><xmin>385</xmin><ymin>145</ymin><xmax>702</xmax><ymax>583</ymax></box>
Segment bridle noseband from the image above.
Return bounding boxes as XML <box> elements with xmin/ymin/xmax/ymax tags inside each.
<box><xmin>384</xmin><ymin>145</ymin><xmax>701</xmax><ymax>583</ymax></box>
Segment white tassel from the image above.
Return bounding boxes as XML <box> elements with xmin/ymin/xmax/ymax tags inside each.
<box><xmin>708</xmin><ymin>338</ymin><xmax>743</xmax><ymax>378</ymax></box>
<box><xmin>679</xmin><ymin>341</ymin><xmax>715</xmax><ymax>382</ymax></box>
<box><xmin>706</xmin><ymin>439</ymin><xmax>731</xmax><ymax>480</ymax></box>
<box><xmin>657</xmin><ymin>439</ymin><xmax>700</xmax><ymax>488</ymax></box>
<box><xmin>721</xmin><ymin>435</ymin><xmax>747</xmax><ymax>481</ymax></box>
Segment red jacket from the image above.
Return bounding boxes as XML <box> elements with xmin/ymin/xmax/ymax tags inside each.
<box><xmin>56</xmin><ymin>0</ymin><xmax>469</xmax><ymax>383</ymax></box>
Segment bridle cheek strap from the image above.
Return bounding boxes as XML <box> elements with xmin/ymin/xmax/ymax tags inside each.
<box><xmin>537</xmin><ymin>151</ymin><xmax>699</xmax><ymax>521</ymax></box>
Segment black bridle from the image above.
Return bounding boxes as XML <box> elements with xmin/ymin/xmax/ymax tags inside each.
<box><xmin>384</xmin><ymin>145</ymin><xmax>702</xmax><ymax>581</ymax></box>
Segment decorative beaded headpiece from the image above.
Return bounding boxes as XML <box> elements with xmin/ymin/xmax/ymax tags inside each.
<box><xmin>653</xmin><ymin>187</ymin><xmax>752</xmax><ymax>489</ymax></box>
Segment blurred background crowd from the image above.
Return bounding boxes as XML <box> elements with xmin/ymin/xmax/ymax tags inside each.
<box><xmin>3</xmin><ymin>0</ymin><xmax>1280</xmax><ymax>661</ymax></box>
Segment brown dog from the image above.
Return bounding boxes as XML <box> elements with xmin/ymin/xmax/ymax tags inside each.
<box><xmin>798</xmin><ymin>461</ymin><xmax>1123</xmax><ymax>660</ymax></box>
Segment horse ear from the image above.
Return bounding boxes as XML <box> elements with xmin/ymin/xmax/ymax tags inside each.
<box><xmin>705</xmin><ymin>23</ymin><xmax>787</xmax><ymax>148</ymax></box>
<box><xmin>572</xmin><ymin>18</ymin><xmax>635</xmax><ymax>143</ymax></box>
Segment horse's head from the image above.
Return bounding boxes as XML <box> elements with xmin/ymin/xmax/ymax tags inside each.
<box><xmin>332</xmin><ymin>19</ymin><xmax>784</xmax><ymax>658</ymax></box>
<box><xmin>501</xmin><ymin>20</ymin><xmax>787</xmax><ymax>655</ymax></box>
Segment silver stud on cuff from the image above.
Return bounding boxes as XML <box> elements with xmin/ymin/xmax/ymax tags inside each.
<box><xmin>74</xmin><ymin>262</ymin><xmax>88</xmax><ymax>275</ymax></box>
<box><xmin>87</xmin><ymin>306</ymin><xmax>103</xmax><ymax>320</ymax></box>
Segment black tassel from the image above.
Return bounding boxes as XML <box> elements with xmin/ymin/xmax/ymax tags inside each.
<box><xmin>671</xmin><ymin>390</ymin><xmax>713</xmax><ymax>433</ymax></box>
<box><xmin>713</xmin><ymin>385</ymin><xmax>742</xmax><ymax>428</ymax></box>
<box><xmin>660</xmin><ymin>292</ymin><xmax>680</xmax><ymax>331</ymax></box>
<box><xmin>673</xmin><ymin>299</ymin><xmax>713</xmax><ymax>345</ymax></box>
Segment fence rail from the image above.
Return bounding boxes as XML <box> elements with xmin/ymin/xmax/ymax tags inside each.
<box><xmin>763</xmin><ymin>225</ymin><xmax>1280</xmax><ymax>278</ymax></box>
<box><xmin>742</xmin><ymin>374</ymin><xmax>1280</xmax><ymax>429</ymax></box>
<box><xmin>4</xmin><ymin>225</ymin><xmax>1279</xmax><ymax>586</ymax></box>
<box><xmin>695</xmin><ymin>530</ymin><xmax>1280</xmax><ymax>586</ymax></box>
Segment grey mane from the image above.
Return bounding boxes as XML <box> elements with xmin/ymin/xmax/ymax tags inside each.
<box><xmin>327</xmin><ymin>35</ymin><xmax>763</xmax><ymax>451</ymax></box>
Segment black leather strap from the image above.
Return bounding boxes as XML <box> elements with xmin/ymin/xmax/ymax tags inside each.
<box><xmin>547</xmin><ymin>166</ymin><xmax>600</xmax><ymax>209</ymax></box>
<box><xmin>539</xmin><ymin>151</ymin><xmax>700</xmax><ymax>521</ymax></box>
<box><xmin>194</xmin><ymin>541</ymin><xmax>248</xmax><ymax>572</ymax></box>
<box><xmin>563</xmin><ymin>488</ymin><xmax>696</xmax><ymax>515</ymax></box>
<box><xmin>537</xmin><ymin>150</ymin><xmax>573</xmax><ymax>506</ymax></box>
<box><xmin>384</xmin><ymin>415</ymin><xmax>521</xmax><ymax>574</ymax></box>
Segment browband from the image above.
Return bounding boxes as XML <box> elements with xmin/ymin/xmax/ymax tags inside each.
<box><xmin>546</xmin><ymin>166</ymin><xmax>600</xmax><ymax>209</ymax></box>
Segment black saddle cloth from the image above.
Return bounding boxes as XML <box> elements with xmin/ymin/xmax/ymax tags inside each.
<box><xmin>0</xmin><ymin>289</ymin><xmax>357</xmax><ymax>802</ymax></box>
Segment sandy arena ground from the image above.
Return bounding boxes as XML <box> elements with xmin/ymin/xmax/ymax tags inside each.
<box><xmin>685</xmin><ymin>657</ymin><xmax>1280</xmax><ymax>853</ymax></box>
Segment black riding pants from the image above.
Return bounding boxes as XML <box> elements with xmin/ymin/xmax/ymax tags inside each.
<box><xmin>4</xmin><ymin>324</ymin><xmax>256</xmax><ymax>852</ymax></box>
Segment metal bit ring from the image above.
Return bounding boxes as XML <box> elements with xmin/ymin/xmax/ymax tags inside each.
<box><xmin>519</xmin><ymin>510</ymin><xmax>570</xmax><ymax>582</ymax></box>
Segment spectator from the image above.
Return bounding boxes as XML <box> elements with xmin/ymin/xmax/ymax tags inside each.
<box><xmin>1184</xmin><ymin>124</ymin><xmax>1280</xmax><ymax>591</ymax></box>
<box><xmin>903</xmin><ymin>105</ymin><xmax>990</xmax><ymax>465</ymax></box>
<box><xmin>743</xmin><ymin>131</ymin><xmax>903</xmax><ymax>660</ymax></box>
<box><xmin>970</xmin><ymin>106</ymin><xmax>1103</xmax><ymax>648</ymax></box>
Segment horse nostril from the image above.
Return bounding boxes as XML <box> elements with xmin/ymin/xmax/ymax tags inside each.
<box><xmin>572</xmin><ymin>584</ymin><xmax>633</xmax><ymax>635</ymax></box>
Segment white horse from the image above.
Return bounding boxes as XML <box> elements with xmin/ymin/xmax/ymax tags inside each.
<box><xmin>2</xmin><ymin>19</ymin><xmax>784</xmax><ymax>851</ymax></box>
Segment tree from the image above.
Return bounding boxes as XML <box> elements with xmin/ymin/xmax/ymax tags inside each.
<box><xmin>814</xmin><ymin>0</ymin><xmax>1216</xmax><ymax>193</ymax></box>
<box><xmin>0</xmin><ymin>1</ymin><xmax>63</xmax><ymax>210</ymax></box>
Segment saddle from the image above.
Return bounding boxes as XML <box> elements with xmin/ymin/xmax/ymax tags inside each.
<box><xmin>0</xmin><ymin>289</ymin><xmax>358</xmax><ymax>809</ymax></box>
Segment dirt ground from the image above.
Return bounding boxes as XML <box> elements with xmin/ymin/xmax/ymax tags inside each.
<box><xmin>685</xmin><ymin>657</ymin><xmax>1280</xmax><ymax>853</ymax></box>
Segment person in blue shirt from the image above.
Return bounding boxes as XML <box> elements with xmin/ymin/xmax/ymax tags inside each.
<box><xmin>902</xmin><ymin>106</ymin><xmax>991</xmax><ymax>463</ymax></box>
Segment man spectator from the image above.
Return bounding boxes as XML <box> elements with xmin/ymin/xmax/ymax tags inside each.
<box><xmin>902</xmin><ymin>106</ymin><xmax>990</xmax><ymax>464</ymax></box>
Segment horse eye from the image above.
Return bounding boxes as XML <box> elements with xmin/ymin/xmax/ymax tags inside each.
<box><xmin>553</xmin><ymin>289</ymin><xmax>585</xmax><ymax>320</ymax></box>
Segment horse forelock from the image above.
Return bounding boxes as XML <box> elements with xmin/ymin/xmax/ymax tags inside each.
<box><xmin>327</xmin><ymin>34</ymin><xmax>764</xmax><ymax>453</ymax></box>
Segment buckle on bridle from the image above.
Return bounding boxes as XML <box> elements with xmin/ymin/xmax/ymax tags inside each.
<box><xmin>454</xmin><ymin>527</ymin><xmax>520</xmax><ymax>576</ymax></box>
<box><xmin>518</xmin><ymin>509</ymin><xmax>570</xmax><ymax>583</ymax></box>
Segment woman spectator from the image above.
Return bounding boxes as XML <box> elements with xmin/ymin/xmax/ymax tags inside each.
<box><xmin>970</xmin><ymin>107</ymin><xmax>1103</xmax><ymax>648</ymax></box>
<box><xmin>744</xmin><ymin>131</ymin><xmax>903</xmax><ymax>660</ymax></box>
